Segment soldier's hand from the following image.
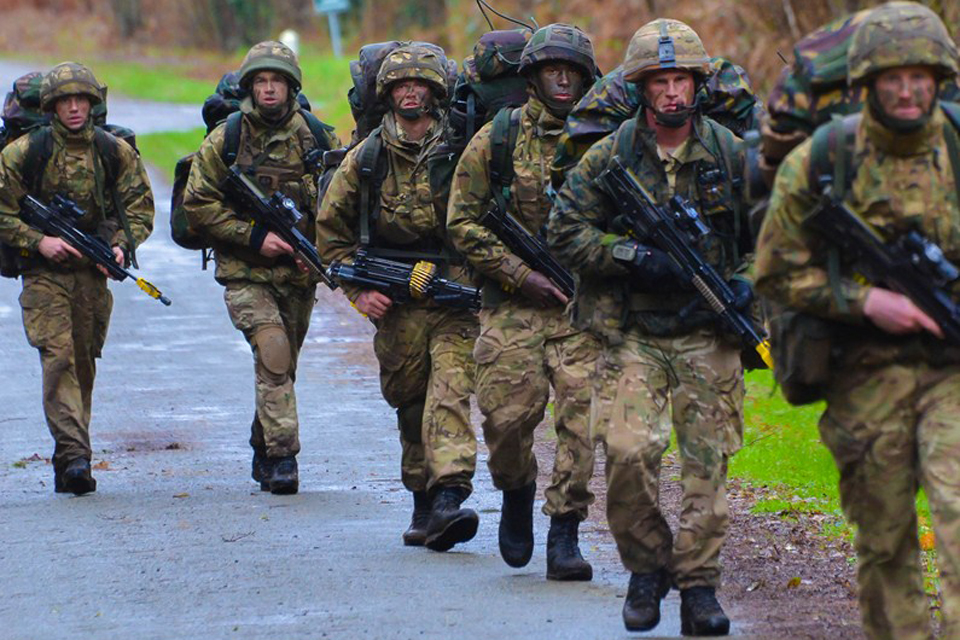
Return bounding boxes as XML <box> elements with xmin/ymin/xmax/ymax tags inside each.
<box><xmin>97</xmin><ymin>246</ymin><xmax>125</xmax><ymax>279</ymax></box>
<box><xmin>356</xmin><ymin>290</ymin><xmax>393</xmax><ymax>319</ymax></box>
<box><xmin>260</xmin><ymin>232</ymin><xmax>294</xmax><ymax>258</ymax></box>
<box><xmin>864</xmin><ymin>287</ymin><xmax>944</xmax><ymax>338</ymax></box>
<box><xmin>38</xmin><ymin>236</ymin><xmax>82</xmax><ymax>263</ymax></box>
<box><xmin>520</xmin><ymin>271</ymin><xmax>568</xmax><ymax>307</ymax></box>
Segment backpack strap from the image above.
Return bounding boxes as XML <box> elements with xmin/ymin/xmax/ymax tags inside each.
<box><xmin>939</xmin><ymin>101</ymin><xmax>960</xmax><ymax>206</ymax></box>
<box><xmin>93</xmin><ymin>126</ymin><xmax>139</xmax><ymax>268</ymax></box>
<box><xmin>22</xmin><ymin>126</ymin><xmax>53</xmax><ymax>195</ymax></box>
<box><xmin>488</xmin><ymin>107</ymin><xmax>521</xmax><ymax>217</ymax></box>
<box><xmin>220</xmin><ymin>111</ymin><xmax>243</xmax><ymax>167</ymax></box>
<box><xmin>299</xmin><ymin>110</ymin><xmax>335</xmax><ymax>153</ymax></box>
<box><xmin>358</xmin><ymin>126</ymin><xmax>386</xmax><ymax>248</ymax></box>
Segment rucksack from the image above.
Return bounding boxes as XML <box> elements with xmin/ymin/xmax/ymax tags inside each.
<box><xmin>0</xmin><ymin>71</ymin><xmax>48</xmax><ymax>148</ymax></box>
<box><xmin>169</xmin><ymin>71</ymin><xmax>335</xmax><ymax>257</ymax></box>
<box><xmin>550</xmin><ymin>57</ymin><xmax>761</xmax><ymax>188</ymax></box>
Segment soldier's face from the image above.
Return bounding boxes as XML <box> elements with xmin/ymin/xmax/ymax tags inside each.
<box><xmin>873</xmin><ymin>66</ymin><xmax>937</xmax><ymax>122</ymax></box>
<box><xmin>251</xmin><ymin>71</ymin><xmax>289</xmax><ymax>111</ymax></box>
<box><xmin>54</xmin><ymin>94</ymin><xmax>91</xmax><ymax>131</ymax></box>
<box><xmin>535</xmin><ymin>62</ymin><xmax>586</xmax><ymax>105</ymax></box>
<box><xmin>643</xmin><ymin>70</ymin><xmax>696</xmax><ymax>113</ymax></box>
<box><xmin>390</xmin><ymin>79</ymin><xmax>432</xmax><ymax>112</ymax></box>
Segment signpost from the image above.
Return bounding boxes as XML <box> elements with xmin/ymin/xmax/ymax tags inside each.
<box><xmin>314</xmin><ymin>0</ymin><xmax>350</xmax><ymax>57</ymax></box>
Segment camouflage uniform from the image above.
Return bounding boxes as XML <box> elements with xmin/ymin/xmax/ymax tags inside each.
<box><xmin>183</xmin><ymin>42</ymin><xmax>338</xmax><ymax>469</ymax></box>
<box><xmin>755</xmin><ymin>4</ymin><xmax>960</xmax><ymax>638</ymax></box>
<box><xmin>548</xmin><ymin>19</ymin><xmax>751</xmax><ymax>608</ymax></box>
<box><xmin>317</xmin><ymin>51</ymin><xmax>477</xmax><ymax>497</ymax></box>
<box><xmin>0</xmin><ymin>63</ymin><xmax>154</xmax><ymax>483</ymax></box>
<box><xmin>447</xmin><ymin>94</ymin><xmax>598</xmax><ymax>519</ymax></box>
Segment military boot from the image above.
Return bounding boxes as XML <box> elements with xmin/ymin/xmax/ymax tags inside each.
<box><xmin>622</xmin><ymin>569</ymin><xmax>671</xmax><ymax>632</ymax></box>
<box><xmin>252</xmin><ymin>448</ymin><xmax>271</xmax><ymax>491</ymax></box>
<box><xmin>402</xmin><ymin>491</ymin><xmax>432</xmax><ymax>546</ymax></box>
<box><xmin>424</xmin><ymin>487</ymin><xmax>478</xmax><ymax>552</ymax></box>
<box><xmin>62</xmin><ymin>458</ymin><xmax>97</xmax><ymax>496</ymax></box>
<box><xmin>267</xmin><ymin>456</ymin><xmax>299</xmax><ymax>495</ymax></box>
<box><xmin>499</xmin><ymin>482</ymin><xmax>536</xmax><ymax>567</ymax></box>
<box><xmin>680</xmin><ymin>586</ymin><xmax>729</xmax><ymax>636</ymax></box>
<box><xmin>546</xmin><ymin>515</ymin><xmax>593</xmax><ymax>581</ymax></box>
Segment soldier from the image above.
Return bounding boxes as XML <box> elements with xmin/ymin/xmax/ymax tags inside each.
<box><xmin>0</xmin><ymin>62</ymin><xmax>155</xmax><ymax>495</ymax></box>
<box><xmin>548</xmin><ymin>19</ymin><xmax>752</xmax><ymax>635</ymax></box>
<box><xmin>183</xmin><ymin>41</ymin><xmax>338</xmax><ymax>495</ymax></box>
<box><xmin>446</xmin><ymin>24</ymin><xmax>599</xmax><ymax>580</ymax></box>
<box><xmin>318</xmin><ymin>45</ymin><xmax>479</xmax><ymax>551</ymax></box>
<box><xmin>755</xmin><ymin>3</ymin><xmax>960</xmax><ymax>638</ymax></box>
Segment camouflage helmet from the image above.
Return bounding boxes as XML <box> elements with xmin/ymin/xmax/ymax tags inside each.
<box><xmin>40</xmin><ymin>62</ymin><xmax>103</xmax><ymax>112</ymax></box>
<box><xmin>622</xmin><ymin>19</ymin><xmax>711</xmax><ymax>83</ymax></box>
<box><xmin>239</xmin><ymin>40</ymin><xmax>303</xmax><ymax>94</ymax></box>
<box><xmin>848</xmin><ymin>1</ymin><xmax>959</xmax><ymax>86</ymax></box>
<box><xmin>375</xmin><ymin>44</ymin><xmax>448</xmax><ymax>102</ymax></box>
<box><xmin>518</xmin><ymin>24</ymin><xmax>598</xmax><ymax>81</ymax></box>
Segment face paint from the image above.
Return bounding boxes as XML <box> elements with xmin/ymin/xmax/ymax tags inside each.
<box><xmin>642</xmin><ymin>69</ymin><xmax>697</xmax><ymax>128</ymax></box>
<box><xmin>870</xmin><ymin>65</ymin><xmax>938</xmax><ymax>132</ymax></box>
<box><xmin>390</xmin><ymin>79</ymin><xmax>434</xmax><ymax>120</ymax></box>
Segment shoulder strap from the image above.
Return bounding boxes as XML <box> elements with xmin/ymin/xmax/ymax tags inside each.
<box><xmin>358</xmin><ymin>127</ymin><xmax>386</xmax><ymax>247</ymax></box>
<box><xmin>93</xmin><ymin>126</ymin><xmax>138</xmax><ymax>268</ymax></box>
<box><xmin>299</xmin><ymin>110</ymin><xmax>334</xmax><ymax>153</ymax></box>
<box><xmin>809</xmin><ymin>113</ymin><xmax>860</xmax><ymax>199</ymax></box>
<box><xmin>22</xmin><ymin>126</ymin><xmax>53</xmax><ymax>195</ymax></box>
<box><xmin>220</xmin><ymin>111</ymin><xmax>243</xmax><ymax>167</ymax></box>
<box><xmin>939</xmin><ymin>102</ymin><xmax>960</xmax><ymax>206</ymax></box>
<box><xmin>489</xmin><ymin>107</ymin><xmax>521</xmax><ymax>214</ymax></box>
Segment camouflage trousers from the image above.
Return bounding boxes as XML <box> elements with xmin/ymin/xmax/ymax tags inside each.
<box><xmin>473</xmin><ymin>299</ymin><xmax>597</xmax><ymax>519</ymax></box>
<box><xmin>373</xmin><ymin>302</ymin><xmax>477</xmax><ymax>494</ymax></box>
<box><xmin>19</xmin><ymin>268</ymin><xmax>112</xmax><ymax>471</ymax></box>
<box><xmin>223</xmin><ymin>280</ymin><xmax>315</xmax><ymax>458</ymax></box>
<box><xmin>821</xmin><ymin>363</ymin><xmax>960</xmax><ymax>640</ymax></box>
<box><xmin>593</xmin><ymin>327</ymin><xmax>743</xmax><ymax>589</ymax></box>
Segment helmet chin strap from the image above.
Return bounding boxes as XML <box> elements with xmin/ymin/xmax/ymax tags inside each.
<box><xmin>652</xmin><ymin>105</ymin><xmax>696</xmax><ymax>128</ymax></box>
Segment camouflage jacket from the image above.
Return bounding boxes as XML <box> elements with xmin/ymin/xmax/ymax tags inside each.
<box><xmin>447</xmin><ymin>98</ymin><xmax>563</xmax><ymax>306</ymax></box>
<box><xmin>547</xmin><ymin>113</ymin><xmax>751</xmax><ymax>343</ymax></box>
<box><xmin>183</xmin><ymin>99</ymin><xmax>338</xmax><ymax>287</ymax></box>
<box><xmin>0</xmin><ymin>118</ymin><xmax>154</xmax><ymax>271</ymax></box>
<box><xmin>755</xmin><ymin>104</ymin><xmax>960</xmax><ymax>369</ymax></box>
<box><xmin>317</xmin><ymin>112</ymin><xmax>462</xmax><ymax>303</ymax></box>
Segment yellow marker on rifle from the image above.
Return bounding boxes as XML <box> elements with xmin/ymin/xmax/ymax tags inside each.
<box><xmin>135</xmin><ymin>277</ymin><xmax>172</xmax><ymax>306</ymax></box>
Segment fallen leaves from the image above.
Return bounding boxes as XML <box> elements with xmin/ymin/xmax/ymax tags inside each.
<box><xmin>173</xmin><ymin>492</ymin><xmax>189</xmax><ymax>499</ymax></box>
<box><xmin>92</xmin><ymin>460</ymin><xmax>111</xmax><ymax>471</ymax></box>
<box><xmin>920</xmin><ymin>532</ymin><xmax>936</xmax><ymax>551</ymax></box>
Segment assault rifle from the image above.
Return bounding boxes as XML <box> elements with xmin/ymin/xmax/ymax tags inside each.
<box><xmin>478</xmin><ymin>203</ymin><xmax>575</xmax><ymax>298</ymax></box>
<box><xmin>326</xmin><ymin>249</ymin><xmax>481</xmax><ymax>311</ymax></box>
<box><xmin>806</xmin><ymin>181</ymin><xmax>960</xmax><ymax>345</ymax></box>
<box><xmin>221</xmin><ymin>166</ymin><xmax>336</xmax><ymax>290</ymax></box>
<box><xmin>19</xmin><ymin>194</ymin><xmax>171</xmax><ymax>306</ymax></box>
<box><xmin>597</xmin><ymin>156</ymin><xmax>773</xmax><ymax>368</ymax></box>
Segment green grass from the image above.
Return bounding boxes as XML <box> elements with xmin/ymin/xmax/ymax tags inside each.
<box><xmin>137</xmin><ymin>128</ymin><xmax>206</xmax><ymax>178</ymax></box>
<box><xmin>95</xmin><ymin>61</ymin><xmax>216</xmax><ymax>105</ymax></box>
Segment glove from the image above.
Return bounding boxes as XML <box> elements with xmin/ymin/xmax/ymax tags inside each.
<box><xmin>728</xmin><ymin>276</ymin><xmax>754</xmax><ymax>311</ymax></box>
<box><xmin>612</xmin><ymin>240</ymin><xmax>690</xmax><ymax>292</ymax></box>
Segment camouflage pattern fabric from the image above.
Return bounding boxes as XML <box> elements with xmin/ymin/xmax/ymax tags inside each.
<box><xmin>224</xmin><ymin>281</ymin><xmax>314</xmax><ymax>458</ymax></box>
<box><xmin>239</xmin><ymin>40</ymin><xmax>303</xmax><ymax>93</ymax></box>
<box><xmin>374</xmin><ymin>304</ymin><xmax>477</xmax><ymax>493</ymax></box>
<box><xmin>1</xmin><ymin>71</ymin><xmax>49</xmax><ymax>144</ymax></box>
<box><xmin>594</xmin><ymin>327</ymin><xmax>743</xmax><ymax>587</ymax></box>
<box><xmin>184</xmin><ymin>99</ymin><xmax>337</xmax><ymax>288</ymax></box>
<box><xmin>40</xmin><ymin>62</ymin><xmax>103</xmax><ymax>111</ymax></box>
<box><xmin>375</xmin><ymin>45</ymin><xmax>449</xmax><ymax>102</ymax></box>
<box><xmin>447</xmin><ymin>97</ymin><xmax>598</xmax><ymax>519</ymax></box>
<box><xmin>474</xmin><ymin>301</ymin><xmax>597</xmax><ymax>518</ymax></box>
<box><xmin>19</xmin><ymin>269</ymin><xmax>112</xmax><ymax>470</ymax></box>
<box><xmin>622</xmin><ymin>19</ymin><xmax>711</xmax><ymax>82</ymax></box>
<box><xmin>551</xmin><ymin>58</ymin><xmax>761</xmax><ymax>187</ymax></box>
<box><xmin>755</xmin><ymin>99</ymin><xmax>960</xmax><ymax>637</ymax></box>
<box><xmin>518</xmin><ymin>23</ymin><xmax>597</xmax><ymax>80</ymax></box>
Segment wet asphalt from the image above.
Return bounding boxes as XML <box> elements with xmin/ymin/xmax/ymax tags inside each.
<box><xmin>0</xmin><ymin>61</ymin><xmax>702</xmax><ymax>639</ymax></box>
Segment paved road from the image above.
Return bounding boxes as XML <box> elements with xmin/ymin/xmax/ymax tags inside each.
<box><xmin>0</xmin><ymin>63</ymin><xmax>707</xmax><ymax>639</ymax></box>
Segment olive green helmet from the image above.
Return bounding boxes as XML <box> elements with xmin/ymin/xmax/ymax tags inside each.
<box><xmin>622</xmin><ymin>19</ymin><xmax>711</xmax><ymax>83</ymax></box>
<box><xmin>375</xmin><ymin>44</ymin><xmax>448</xmax><ymax>102</ymax></box>
<box><xmin>40</xmin><ymin>62</ymin><xmax>103</xmax><ymax>112</ymax></box>
<box><xmin>239</xmin><ymin>40</ymin><xmax>303</xmax><ymax>94</ymax></box>
<box><xmin>518</xmin><ymin>23</ymin><xmax>598</xmax><ymax>82</ymax></box>
<box><xmin>848</xmin><ymin>1</ymin><xmax>959</xmax><ymax>86</ymax></box>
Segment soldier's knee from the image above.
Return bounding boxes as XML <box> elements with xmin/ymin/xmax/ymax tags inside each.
<box><xmin>254</xmin><ymin>324</ymin><xmax>291</xmax><ymax>384</ymax></box>
<box><xmin>397</xmin><ymin>400</ymin><xmax>425</xmax><ymax>445</ymax></box>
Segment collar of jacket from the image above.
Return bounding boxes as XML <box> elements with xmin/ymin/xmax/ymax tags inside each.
<box><xmin>863</xmin><ymin>99</ymin><xmax>945</xmax><ymax>158</ymax></box>
<box><xmin>632</xmin><ymin>113</ymin><xmax>716</xmax><ymax>165</ymax></box>
<box><xmin>523</xmin><ymin>97</ymin><xmax>566</xmax><ymax>137</ymax></box>
<box><xmin>52</xmin><ymin>117</ymin><xmax>95</xmax><ymax>148</ymax></box>
<box><xmin>241</xmin><ymin>95</ymin><xmax>298</xmax><ymax>132</ymax></box>
<box><xmin>381</xmin><ymin>111</ymin><xmax>443</xmax><ymax>164</ymax></box>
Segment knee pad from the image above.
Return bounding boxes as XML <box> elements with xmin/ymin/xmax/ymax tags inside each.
<box><xmin>397</xmin><ymin>400</ymin><xmax>426</xmax><ymax>445</ymax></box>
<box><xmin>254</xmin><ymin>325</ymin><xmax>291</xmax><ymax>379</ymax></box>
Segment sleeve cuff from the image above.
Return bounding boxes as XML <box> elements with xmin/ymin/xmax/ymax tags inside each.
<box><xmin>249</xmin><ymin>224</ymin><xmax>268</xmax><ymax>252</ymax></box>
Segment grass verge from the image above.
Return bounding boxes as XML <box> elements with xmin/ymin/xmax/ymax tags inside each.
<box><xmin>137</xmin><ymin>128</ymin><xmax>205</xmax><ymax>179</ymax></box>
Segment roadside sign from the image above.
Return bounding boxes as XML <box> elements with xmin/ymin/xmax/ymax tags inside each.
<box><xmin>314</xmin><ymin>0</ymin><xmax>349</xmax><ymax>13</ymax></box>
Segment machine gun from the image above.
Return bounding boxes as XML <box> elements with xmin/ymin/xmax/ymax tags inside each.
<box><xmin>221</xmin><ymin>166</ymin><xmax>336</xmax><ymax>290</ymax></box>
<box><xmin>597</xmin><ymin>156</ymin><xmax>772</xmax><ymax>368</ymax></box>
<box><xmin>19</xmin><ymin>194</ymin><xmax>171</xmax><ymax>306</ymax></box>
<box><xmin>326</xmin><ymin>249</ymin><xmax>481</xmax><ymax>311</ymax></box>
<box><xmin>805</xmin><ymin>181</ymin><xmax>960</xmax><ymax>345</ymax></box>
<box><xmin>478</xmin><ymin>203</ymin><xmax>575</xmax><ymax>298</ymax></box>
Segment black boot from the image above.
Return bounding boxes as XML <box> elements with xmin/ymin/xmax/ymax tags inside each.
<box><xmin>680</xmin><ymin>586</ymin><xmax>729</xmax><ymax>636</ymax></box>
<box><xmin>62</xmin><ymin>458</ymin><xmax>97</xmax><ymax>496</ymax></box>
<box><xmin>267</xmin><ymin>456</ymin><xmax>299</xmax><ymax>495</ymax></box>
<box><xmin>424</xmin><ymin>487</ymin><xmax>478</xmax><ymax>552</ymax></box>
<box><xmin>622</xmin><ymin>569</ymin><xmax>671</xmax><ymax>632</ymax></box>
<box><xmin>252</xmin><ymin>448</ymin><xmax>271</xmax><ymax>491</ymax></box>
<box><xmin>498</xmin><ymin>482</ymin><xmax>536</xmax><ymax>567</ymax></box>
<box><xmin>402</xmin><ymin>491</ymin><xmax>432</xmax><ymax>547</ymax></box>
<box><xmin>546</xmin><ymin>515</ymin><xmax>593</xmax><ymax>581</ymax></box>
